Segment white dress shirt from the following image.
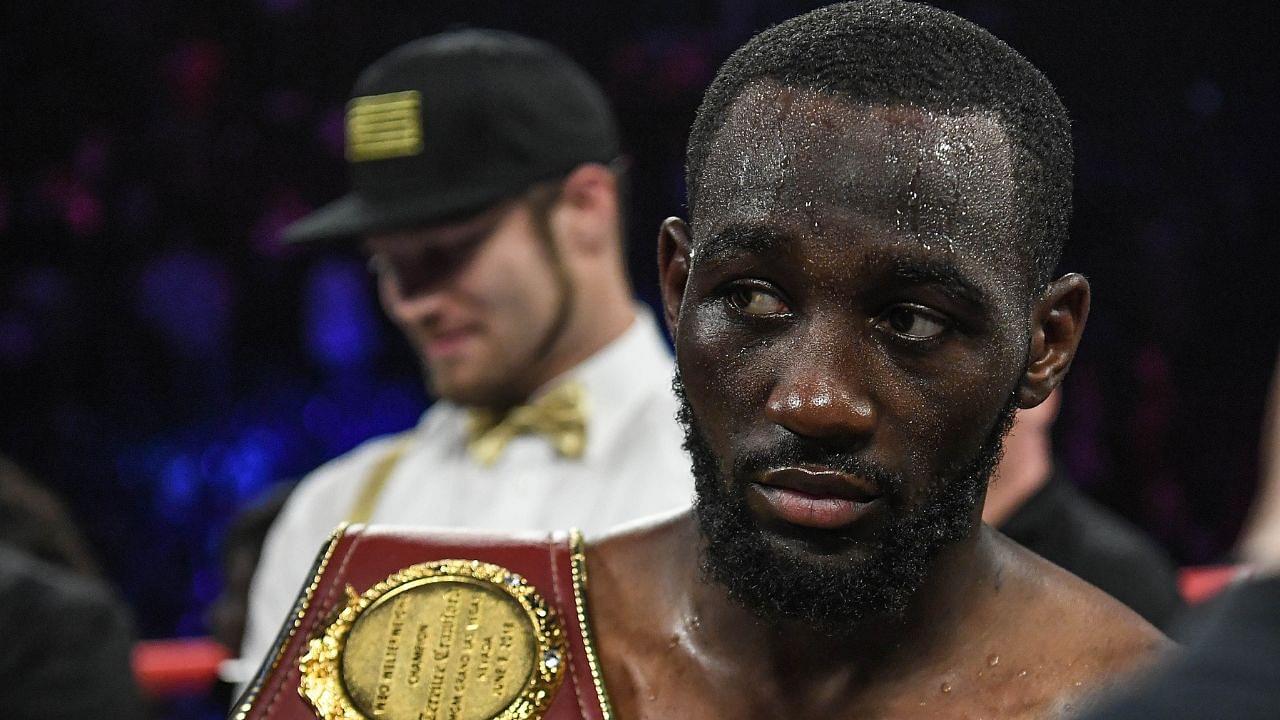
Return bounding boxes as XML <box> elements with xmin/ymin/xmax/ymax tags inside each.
<box><xmin>238</xmin><ymin>308</ymin><xmax>692</xmax><ymax>679</ymax></box>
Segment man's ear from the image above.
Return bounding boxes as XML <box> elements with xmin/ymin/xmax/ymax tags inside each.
<box><xmin>552</xmin><ymin>163</ymin><xmax>619</xmax><ymax>256</ymax></box>
<box><xmin>1018</xmin><ymin>273</ymin><xmax>1090</xmax><ymax>408</ymax></box>
<box><xmin>657</xmin><ymin>217</ymin><xmax>692</xmax><ymax>336</ymax></box>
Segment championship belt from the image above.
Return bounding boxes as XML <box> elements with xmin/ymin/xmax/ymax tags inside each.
<box><xmin>231</xmin><ymin>525</ymin><xmax>613</xmax><ymax>720</ymax></box>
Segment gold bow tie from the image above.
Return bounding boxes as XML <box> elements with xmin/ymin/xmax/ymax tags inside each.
<box><xmin>466</xmin><ymin>381</ymin><xmax>589</xmax><ymax>466</ymax></box>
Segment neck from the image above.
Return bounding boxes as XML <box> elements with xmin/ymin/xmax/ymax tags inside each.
<box><xmin>522</xmin><ymin>257</ymin><xmax>637</xmax><ymax>401</ymax></box>
<box><xmin>982</xmin><ymin>436</ymin><xmax>1051</xmax><ymax>527</ymax></box>
<box><xmin>479</xmin><ymin>263</ymin><xmax>635</xmax><ymax>412</ymax></box>
<box><xmin>671</xmin><ymin>516</ymin><xmax>999</xmax><ymax>707</ymax></box>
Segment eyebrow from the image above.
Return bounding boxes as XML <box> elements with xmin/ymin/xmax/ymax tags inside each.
<box><xmin>696</xmin><ymin>223</ymin><xmax>993</xmax><ymax>311</ymax></box>
<box><xmin>695</xmin><ymin>224</ymin><xmax>791</xmax><ymax>265</ymax></box>
<box><xmin>363</xmin><ymin>222</ymin><xmax>494</xmax><ymax>259</ymax></box>
<box><xmin>884</xmin><ymin>255</ymin><xmax>991</xmax><ymax>310</ymax></box>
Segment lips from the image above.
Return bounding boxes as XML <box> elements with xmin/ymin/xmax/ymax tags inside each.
<box><xmin>751</xmin><ymin>466</ymin><xmax>883</xmax><ymax>530</ymax></box>
<box><xmin>422</xmin><ymin>327</ymin><xmax>479</xmax><ymax>360</ymax></box>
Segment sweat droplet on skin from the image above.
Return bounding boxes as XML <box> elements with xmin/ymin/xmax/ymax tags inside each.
<box><xmin>940</xmin><ymin>682</ymin><xmax>952</xmax><ymax>694</ymax></box>
<box><xmin>987</xmin><ymin>654</ymin><xmax>1000</xmax><ymax>667</ymax></box>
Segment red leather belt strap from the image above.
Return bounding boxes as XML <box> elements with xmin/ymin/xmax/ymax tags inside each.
<box><xmin>231</xmin><ymin>524</ymin><xmax>610</xmax><ymax>720</ymax></box>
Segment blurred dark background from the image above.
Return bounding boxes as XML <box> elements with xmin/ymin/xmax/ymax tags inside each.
<box><xmin>1</xmin><ymin>0</ymin><xmax>1277</xmax><ymax>690</ymax></box>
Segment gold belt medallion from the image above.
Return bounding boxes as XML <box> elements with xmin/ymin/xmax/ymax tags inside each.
<box><xmin>299</xmin><ymin>560</ymin><xmax>567</xmax><ymax>720</ymax></box>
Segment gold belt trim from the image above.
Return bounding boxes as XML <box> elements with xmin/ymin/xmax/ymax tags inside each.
<box><xmin>232</xmin><ymin>522</ymin><xmax>348</xmax><ymax>720</ymax></box>
<box><xmin>569</xmin><ymin>528</ymin><xmax>614</xmax><ymax>720</ymax></box>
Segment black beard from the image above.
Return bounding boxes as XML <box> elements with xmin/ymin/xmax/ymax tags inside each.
<box><xmin>675</xmin><ymin>370</ymin><xmax>1017</xmax><ymax>632</ymax></box>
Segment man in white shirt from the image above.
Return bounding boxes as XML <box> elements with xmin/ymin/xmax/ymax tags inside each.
<box><xmin>237</xmin><ymin>30</ymin><xmax>691</xmax><ymax>679</ymax></box>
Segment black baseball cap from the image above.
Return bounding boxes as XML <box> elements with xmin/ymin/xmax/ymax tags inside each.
<box><xmin>283</xmin><ymin>30</ymin><xmax>620</xmax><ymax>243</ymax></box>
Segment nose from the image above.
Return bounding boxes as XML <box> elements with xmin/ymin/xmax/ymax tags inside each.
<box><xmin>377</xmin><ymin>270</ymin><xmax>449</xmax><ymax>326</ymax></box>
<box><xmin>764</xmin><ymin>358</ymin><xmax>878</xmax><ymax>446</ymax></box>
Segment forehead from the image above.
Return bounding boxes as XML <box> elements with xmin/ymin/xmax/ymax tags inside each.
<box><xmin>694</xmin><ymin>81</ymin><xmax>1025</xmax><ymax>290</ymax></box>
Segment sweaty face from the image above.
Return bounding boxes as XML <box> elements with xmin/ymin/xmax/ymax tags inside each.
<box><xmin>367</xmin><ymin>200</ymin><xmax>570</xmax><ymax>408</ymax></box>
<box><xmin>678</xmin><ymin>371</ymin><xmax>1014</xmax><ymax>629</ymax></box>
<box><xmin>674</xmin><ymin>83</ymin><xmax>1034</xmax><ymax>627</ymax></box>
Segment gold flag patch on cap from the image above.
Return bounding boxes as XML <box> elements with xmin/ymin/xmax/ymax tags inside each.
<box><xmin>346</xmin><ymin>90</ymin><xmax>424</xmax><ymax>162</ymax></box>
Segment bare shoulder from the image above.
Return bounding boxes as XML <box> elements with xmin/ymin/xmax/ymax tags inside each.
<box><xmin>575</xmin><ymin>510</ymin><xmax>695</xmax><ymax>716</ymax></box>
<box><xmin>588</xmin><ymin>508</ymin><xmax>693</xmax><ymax>562</ymax></box>
<box><xmin>916</xmin><ymin>531</ymin><xmax>1177</xmax><ymax>719</ymax></box>
<box><xmin>988</xmin><ymin>531</ymin><xmax>1174</xmax><ymax>701</ymax></box>
<box><xmin>582</xmin><ymin>508</ymin><xmax>692</xmax><ymax>612</ymax></box>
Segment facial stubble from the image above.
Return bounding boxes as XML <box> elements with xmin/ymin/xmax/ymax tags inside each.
<box><xmin>675</xmin><ymin>369</ymin><xmax>1018</xmax><ymax>632</ymax></box>
<box><xmin>420</xmin><ymin>195</ymin><xmax>576</xmax><ymax>409</ymax></box>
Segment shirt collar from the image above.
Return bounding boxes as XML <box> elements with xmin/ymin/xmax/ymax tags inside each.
<box><xmin>413</xmin><ymin>304</ymin><xmax>675</xmax><ymax>456</ymax></box>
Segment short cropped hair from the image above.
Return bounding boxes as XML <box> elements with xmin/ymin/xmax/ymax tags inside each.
<box><xmin>686</xmin><ymin>0</ymin><xmax>1072</xmax><ymax>289</ymax></box>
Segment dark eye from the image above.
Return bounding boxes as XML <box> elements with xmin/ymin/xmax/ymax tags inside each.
<box><xmin>728</xmin><ymin>288</ymin><xmax>789</xmax><ymax>316</ymax></box>
<box><xmin>881</xmin><ymin>305</ymin><xmax>948</xmax><ymax>339</ymax></box>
